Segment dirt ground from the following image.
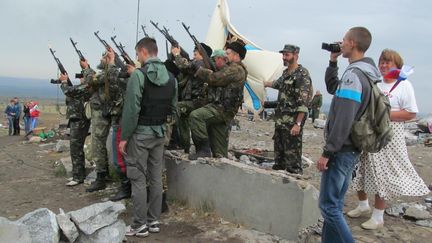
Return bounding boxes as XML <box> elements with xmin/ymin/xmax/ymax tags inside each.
<box><xmin>1</xmin><ymin>111</ymin><xmax>432</xmax><ymax>242</ymax></box>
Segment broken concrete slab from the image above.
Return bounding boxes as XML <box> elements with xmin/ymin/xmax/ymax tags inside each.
<box><xmin>75</xmin><ymin>220</ymin><xmax>126</xmax><ymax>243</ymax></box>
<box><xmin>56</xmin><ymin>140</ymin><xmax>70</xmax><ymax>153</ymax></box>
<box><xmin>404</xmin><ymin>206</ymin><xmax>432</xmax><ymax>220</ymax></box>
<box><xmin>68</xmin><ymin>201</ymin><xmax>125</xmax><ymax>235</ymax></box>
<box><xmin>0</xmin><ymin>217</ymin><xmax>32</xmax><ymax>243</ymax></box>
<box><xmin>416</xmin><ymin>219</ymin><xmax>432</xmax><ymax>228</ymax></box>
<box><xmin>56</xmin><ymin>208</ymin><xmax>79</xmax><ymax>243</ymax></box>
<box><xmin>165</xmin><ymin>157</ymin><xmax>321</xmax><ymax>240</ymax></box>
<box><xmin>17</xmin><ymin>208</ymin><xmax>59</xmax><ymax>243</ymax></box>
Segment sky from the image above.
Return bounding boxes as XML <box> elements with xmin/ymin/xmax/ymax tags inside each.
<box><xmin>1</xmin><ymin>0</ymin><xmax>431</xmax><ymax>113</ymax></box>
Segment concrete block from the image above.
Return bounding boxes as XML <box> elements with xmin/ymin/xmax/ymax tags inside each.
<box><xmin>166</xmin><ymin>158</ymin><xmax>320</xmax><ymax>240</ymax></box>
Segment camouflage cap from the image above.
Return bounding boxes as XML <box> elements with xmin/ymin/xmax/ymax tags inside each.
<box><xmin>211</xmin><ymin>49</ymin><xmax>226</xmax><ymax>58</ymax></box>
<box><xmin>279</xmin><ymin>44</ymin><xmax>300</xmax><ymax>53</ymax></box>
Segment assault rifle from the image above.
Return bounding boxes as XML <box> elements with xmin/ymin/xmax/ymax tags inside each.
<box><xmin>69</xmin><ymin>37</ymin><xmax>87</xmax><ymax>78</ymax></box>
<box><xmin>141</xmin><ymin>25</ymin><xmax>149</xmax><ymax>37</ymax></box>
<box><xmin>94</xmin><ymin>31</ymin><xmax>126</xmax><ymax>70</ymax></box>
<box><xmin>150</xmin><ymin>20</ymin><xmax>190</xmax><ymax>60</ymax></box>
<box><xmin>181</xmin><ymin>22</ymin><xmax>215</xmax><ymax>71</ymax></box>
<box><xmin>110</xmin><ymin>36</ymin><xmax>135</xmax><ymax>66</ymax></box>
<box><xmin>70</xmin><ymin>37</ymin><xmax>85</xmax><ymax>61</ymax></box>
<box><xmin>48</xmin><ymin>46</ymin><xmax>72</xmax><ymax>86</ymax></box>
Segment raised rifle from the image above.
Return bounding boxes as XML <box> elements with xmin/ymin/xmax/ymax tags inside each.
<box><xmin>150</xmin><ymin>20</ymin><xmax>190</xmax><ymax>60</ymax></box>
<box><xmin>141</xmin><ymin>25</ymin><xmax>149</xmax><ymax>37</ymax></box>
<box><xmin>181</xmin><ymin>22</ymin><xmax>215</xmax><ymax>71</ymax></box>
<box><xmin>110</xmin><ymin>35</ymin><xmax>135</xmax><ymax>66</ymax></box>
<box><xmin>94</xmin><ymin>31</ymin><xmax>126</xmax><ymax>70</ymax></box>
<box><xmin>69</xmin><ymin>37</ymin><xmax>87</xmax><ymax>78</ymax></box>
<box><xmin>48</xmin><ymin>46</ymin><xmax>73</xmax><ymax>86</ymax></box>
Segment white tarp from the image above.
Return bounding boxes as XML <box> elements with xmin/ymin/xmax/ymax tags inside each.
<box><xmin>205</xmin><ymin>0</ymin><xmax>284</xmax><ymax>113</ymax></box>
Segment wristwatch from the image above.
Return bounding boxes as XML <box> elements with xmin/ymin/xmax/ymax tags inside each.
<box><xmin>296</xmin><ymin>121</ymin><xmax>301</xmax><ymax>126</ymax></box>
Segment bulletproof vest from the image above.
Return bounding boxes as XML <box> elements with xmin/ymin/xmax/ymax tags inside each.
<box><xmin>137</xmin><ymin>66</ymin><xmax>176</xmax><ymax>126</ymax></box>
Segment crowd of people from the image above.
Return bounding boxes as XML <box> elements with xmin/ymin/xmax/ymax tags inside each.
<box><xmin>3</xmin><ymin>97</ymin><xmax>40</xmax><ymax>136</ymax></box>
<box><xmin>5</xmin><ymin>24</ymin><xmax>424</xmax><ymax>240</ymax></box>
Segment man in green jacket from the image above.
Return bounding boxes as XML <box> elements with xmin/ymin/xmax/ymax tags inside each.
<box><xmin>188</xmin><ymin>42</ymin><xmax>248</xmax><ymax>159</ymax></box>
<box><xmin>311</xmin><ymin>90</ymin><xmax>323</xmax><ymax>123</ymax></box>
<box><xmin>118</xmin><ymin>37</ymin><xmax>177</xmax><ymax>237</ymax></box>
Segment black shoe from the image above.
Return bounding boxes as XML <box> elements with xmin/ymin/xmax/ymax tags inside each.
<box><xmin>86</xmin><ymin>179</ymin><xmax>106</xmax><ymax>192</ymax></box>
<box><xmin>286</xmin><ymin>167</ymin><xmax>303</xmax><ymax>175</ymax></box>
<box><xmin>272</xmin><ymin>164</ymin><xmax>286</xmax><ymax>171</ymax></box>
<box><xmin>188</xmin><ymin>142</ymin><xmax>211</xmax><ymax>160</ymax></box>
<box><xmin>109</xmin><ymin>180</ymin><xmax>131</xmax><ymax>201</ymax></box>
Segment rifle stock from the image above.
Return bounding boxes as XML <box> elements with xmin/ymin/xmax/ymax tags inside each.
<box><xmin>181</xmin><ymin>22</ymin><xmax>215</xmax><ymax>71</ymax></box>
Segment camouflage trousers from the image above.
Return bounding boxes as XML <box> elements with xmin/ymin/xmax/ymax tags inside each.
<box><xmin>177</xmin><ymin>101</ymin><xmax>200</xmax><ymax>152</ymax></box>
<box><xmin>273</xmin><ymin>124</ymin><xmax>303</xmax><ymax>173</ymax></box>
<box><xmin>189</xmin><ymin>104</ymin><xmax>231</xmax><ymax>158</ymax></box>
<box><xmin>70</xmin><ymin>118</ymin><xmax>90</xmax><ymax>181</ymax></box>
<box><xmin>311</xmin><ymin>108</ymin><xmax>320</xmax><ymax>122</ymax></box>
<box><xmin>91</xmin><ymin>109</ymin><xmax>111</xmax><ymax>174</ymax></box>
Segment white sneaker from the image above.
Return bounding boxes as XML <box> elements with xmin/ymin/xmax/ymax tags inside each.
<box><xmin>66</xmin><ymin>180</ymin><xmax>82</xmax><ymax>186</ymax></box>
<box><xmin>347</xmin><ymin>207</ymin><xmax>371</xmax><ymax>218</ymax></box>
<box><xmin>148</xmin><ymin>221</ymin><xmax>161</xmax><ymax>233</ymax></box>
<box><xmin>125</xmin><ymin>224</ymin><xmax>149</xmax><ymax>237</ymax></box>
<box><xmin>361</xmin><ymin>218</ymin><xmax>384</xmax><ymax>230</ymax></box>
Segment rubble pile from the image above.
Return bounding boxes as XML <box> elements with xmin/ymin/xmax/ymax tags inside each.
<box><xmin>0</xmin><ymin>201</ymin><xmax>126</xmax><ymax>243</ymax></box>
<box><xmin>385</xmin><ymin>202</ymin><xmax>432</xmax><ymax>228</ymax></box>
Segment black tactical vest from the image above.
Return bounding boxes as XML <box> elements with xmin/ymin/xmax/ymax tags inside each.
<box><xmin>137</xmin><ymin>66</ymin><xmax>176</xmax><ymax>126</ymax></box>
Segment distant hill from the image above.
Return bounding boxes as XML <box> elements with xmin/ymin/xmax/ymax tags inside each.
<box><xmin>0</xmin><ymin>76</ymin><xmax>64</xmax><ymax>99</ymax></box>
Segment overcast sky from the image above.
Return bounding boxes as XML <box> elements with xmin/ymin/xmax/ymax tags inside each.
<box><xmin>1</xmin><ymin>0</ymin><xmax>431</xmax><ymax>112</ymax></box>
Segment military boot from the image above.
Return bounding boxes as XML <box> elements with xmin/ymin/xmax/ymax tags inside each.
<box><xmin>188</xmin><ymin>142</ymin><xmax>212</xmax><ymax>160</ymax></box>
<box><xmin>86</xmin><ymin>172</ymin><xmax>107</xmax><ymax>192</ymax></box>
<box><xmin>109</xmin><ymin>178</ymin><xmax>131</xmax><ymax>201</ymax></box>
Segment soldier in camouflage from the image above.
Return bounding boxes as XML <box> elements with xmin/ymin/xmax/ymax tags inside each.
<box><xmin>171</xmin><ymin>43</ymin><xmax>212</xmax><ymax>153</ymax></box>
<box><xmin>58</xmin><ymin>67</ymin><xmax>91</xmax><ymax>186</ymax></box>
<box><xmin>81</xmin><ymin>49</ymin><xmax>119</xmax><ymax>192</ymax></box>
<box><xmin>311</xmin><ymin>90</ymin><xmax>323</xmax><ymax>123</ymax></box>
<box><xmin>264</xmin><ymin>44</ymin><xmax>313</xmax><ymax>174</ymax></box>
<box><xmin>189</xmin><ymin>42</ymin><xmax>248</xmax><ymax>159</ymax></box>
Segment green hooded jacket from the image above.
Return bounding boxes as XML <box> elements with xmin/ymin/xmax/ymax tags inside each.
<box><xmin>120</xmin><ymin>57</ymin><xmax>178</xmax><ymax>141</ymax></box>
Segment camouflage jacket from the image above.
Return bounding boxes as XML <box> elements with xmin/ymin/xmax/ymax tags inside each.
<box><xmin>83</xmin><ymin>64</ymin><xmax>120</xmax><ymax>111</ymax></box>
<box><xmin>174</xmin><ymin>55</ymin><xmax>206</xmax><ymax>101</ymax></box>
<box><xmin>196</xmin><ymin>61</ymin><xmax>248</xmax><ymax>119</ymax></box>
<box><xmin>61</xmin><ymin>82</ymin><xmax>91</xmax><ymax>120</ymax></box>
<box><xmin>311</xmin><ymin>94</ymin><xmax>323</xmax><ymax>109</ymax></box>
<box><xmin>272</xmin><ymin>65</ymin><xmax>313</xmax><ymax>126</ymax></box>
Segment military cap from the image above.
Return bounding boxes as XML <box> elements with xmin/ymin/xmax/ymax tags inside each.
<box><xmin>194</xmin><ymin>43</ymin><xmax>213</xmax><ymax>58</ymax></box>
<box><xmin>211</xmin><ymin>49</ymin><xmax>226</xmax><ymax>58</ymax></box>
<box><xmin>226</xmin><ymin>41</ymin><xmax>247</xmax><ymax>60</ymax></box>
<box><xmin>279</xmin><ymin>44</ymin><xmax>300</xmax><ymax>53</ymax></box>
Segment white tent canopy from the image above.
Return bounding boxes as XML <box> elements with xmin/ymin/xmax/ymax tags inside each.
<box><xmin>205</xmin><ymin>0</ymin><xmax>284</xmax><ymax>113</ymax></box>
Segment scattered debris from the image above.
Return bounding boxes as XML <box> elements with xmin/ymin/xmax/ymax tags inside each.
<box><xmin>416</xmin><ymin>220</ymin><xmax>432</xmax><ymax>228</ymax></box>
<box><xmin>404</xmin><ymin>206</ymin><xmax>432</xmax><ymax>220</ymax></box>
<box><xmin>56</xmin><ymin>208</ymin><xmax>79</xmax><ymax>243</ymax></box>
<box><xmin>17</xmin><ymin>208</ymin><xmax>60</xmax><ymax>243</ymax></box>
<box><xmin>55</xmin><ymin>140</ymin><xmax>70</xmax><ymax>153</ymax></box>
<box><xmin>313</xmin><ymin>119</ymin><xmax>326</xmax><ymax>129</ymax></box>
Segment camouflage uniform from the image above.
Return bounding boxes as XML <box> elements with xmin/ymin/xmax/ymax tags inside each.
<box><xmin>272</xmin><ymin>65</ymin><xmax>312</xmax><ymax>173</ymax></box>
<box><xmin>83</xmin><ymin>64</ymin><xmax>119</xmax><ymax>179</ymax></box>
<box><xmin>61</xmin><ymin>82</ymin><xmax>91</xmax><ymax>182</ymax></box>
<box><xmin>190</xmin><ymin>62</ymin><xmax>248</xmax><ymax>157</ymax></box>
<box><xmin>174</xmin><ymin>55</ymin><xmax>207</xmax><ymax>152</ymax></box>
<box><xmin>311</xmin><ymin>94</ymin><xmax>323</xmax><ymax>123</ymax></box>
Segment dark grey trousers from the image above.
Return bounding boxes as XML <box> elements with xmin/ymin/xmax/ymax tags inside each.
<box><xmin>125</xmin><ymin>133</ymin><xmax>165</xmax><ymax>227</ymax></box>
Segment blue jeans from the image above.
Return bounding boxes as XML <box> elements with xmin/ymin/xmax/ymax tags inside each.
<box><xmin>319</xmin><ymin>151</ymin><xmax>360</xmax><ymax>243</ymax></box>
<box><xmin>7</xmin><ymin>117</ymin><xmax>14</xmax><ymax>135</ymax></box>
<box><xmin>24</xmin><ymin>116</ymin><xmax>31</xmax><ymax>134</ymax></box>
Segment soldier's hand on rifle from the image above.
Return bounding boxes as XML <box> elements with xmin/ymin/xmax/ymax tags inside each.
<box><xmin>80</xmin><ymin>60</ymin><xmax>89</xmax><ymax>69</ymax></box>
<box><xmin>106</xmin><ymin>47</ymin><xmax>115</xmax><ymax>65</ymax></box>
<box><xmin>59</xmin><ymin>73</ymin><xmax>69</xmax><ymax>83</ymax></box>
<box><xmin>171</xmin><ymin>46</ymin><xmax>180</xmax><ymax>56</ymax></box>
<box><xmin>126</xmin><ymin>64</ymin><xmax>136</xmax><ymax>75</ymax></box>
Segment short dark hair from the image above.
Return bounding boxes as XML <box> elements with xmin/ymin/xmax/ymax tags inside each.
<box><xmin>348</xmin><ymin>27</ymin><xmax>372</xmax><ymax>53</ymax></box>
<box><xmin>136</xmin><ymin>37</ymin><xmax>158</xmax><ymax>55</ymax></box>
